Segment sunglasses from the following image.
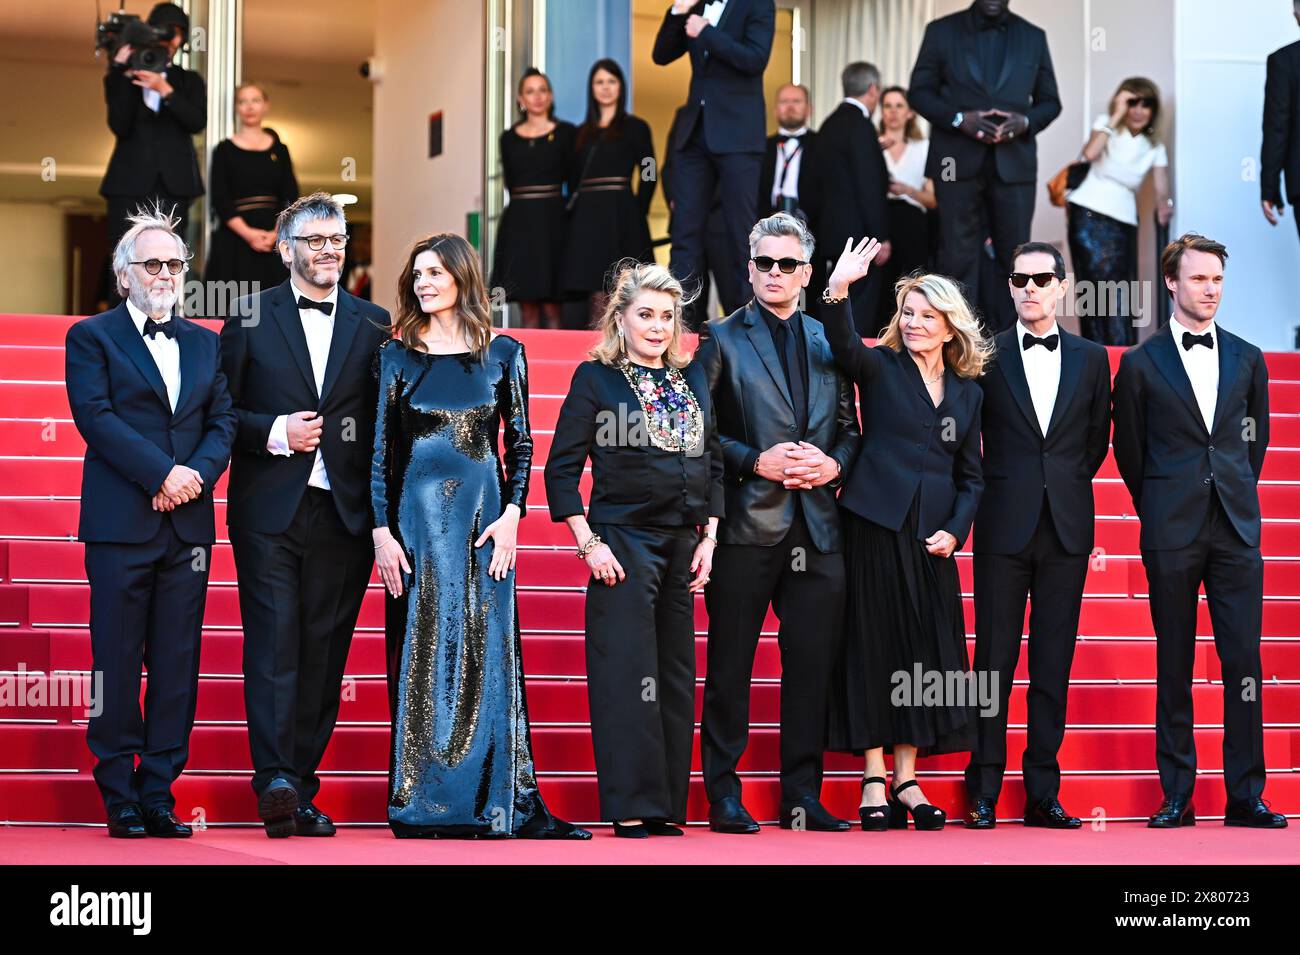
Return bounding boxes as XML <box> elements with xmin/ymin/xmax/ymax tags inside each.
<box><xmin>1009</xmin><ymin>271</ymin><xmax>1062</xmax><ymax>288</ymax></box>
<box><xmin>130</xmin><ymin>258</ymin><xmax>187</xmax><ymax>275</ymax></box>
<box><xmin>1125</xmin><ymin>96</ymin><xmax>1156</xmax><ymax>109</ymax></box>
<box><xmin>292</xmin><ymin>234</ymin><xmax>349</xmax><ymax>251</ymax></box>
<box><xmin>751</xmin><ymin>256</ymin><xmax>808</xmax><ymax>274</ymax></box>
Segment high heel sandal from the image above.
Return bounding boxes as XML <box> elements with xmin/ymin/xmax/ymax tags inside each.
<box><xmin>859</xmin><ymin>775</ymin><xmax>889</xmax><ymax>831</ymax></box>
<box><xmin>888</xmin><ymin>779</ymin><xmax>946</xmax><ymax>831</ymax></box>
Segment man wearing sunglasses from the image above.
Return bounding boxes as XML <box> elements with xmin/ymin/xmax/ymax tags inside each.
<box><xmin>963</xmin><ymin>242</ymin><xmax>1111</xmax><ymax>830</ymax></box>
<box><xmin>66</xmin><ymin>206</ymin><xmax>237</xmax><ymax>838</ymax></box>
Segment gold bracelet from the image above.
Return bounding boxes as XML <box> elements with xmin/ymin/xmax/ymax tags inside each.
<box><xmin>577</xmin><ymin>534</ymin><xmax>603</xmax><ymax>559</ymax></box>
<box><xmin>821</xmin><ymin>286</ymin><xmax>847</xmax><ymax>305</ymax></box>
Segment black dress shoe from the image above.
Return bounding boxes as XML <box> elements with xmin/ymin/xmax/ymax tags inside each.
<box><xmin>1023</xmin><ymin>797</ymin><xmax>1081</xmax><ymax>829</ymax></box>
<box><xmin>779</xmin><ymin>796</ymin><xmax>851</xmax><ymax>832</ymax></box>
<box><xmin>257</xmin><ymin>778</ymin><xmax>300</xmax><ymax>838</ymax></box>
<box><xmin>294</xmin><ymin>803</ymin><xmax>336</xmax><ymax>837</ymax></box>
<box><xmin>142</xmin><ymin>807</ymin><xmax>192</xmax><ymax>838</ymax></box>
<box><xmin>644</xmin><ymin>820</ymin><xmax>685</xmax><ymax>836</ymax></box>
<box><xmin>708</xmin><ymin>796</ymin><xmax>761</xmax><ymax>834</ymax></box>
<box><xmin>1224</xmin><ymin>797</ymin><xmax>1288</xmax><ymax>828</ymax></box>
<box><xmin>1148</xmin><ymin>793</ymin><xmax>1195</xmax><ymax>828</ymax></box>
<box><xmin>613</xmin><ymin>821</ymin><xmax>649</xmax><ymax>838</ymax></box>
<box><xmin>106</xmin><ymin>805</ymin><xmax>146</xmax><ymax>839</ymax></box>
<box><xmin>965</xmin><ymin>797</ymin><xmax>997</xmax><ymax>829</ymax></box>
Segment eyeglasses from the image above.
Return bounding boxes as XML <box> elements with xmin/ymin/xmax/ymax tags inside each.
<box><xmin>292</xmin><ymin>234</ymin><xmax>349</xmax><ymax>251</ymax></box>
<box><xmin>130</xmin><ymin>258</ymin><xmax>187</xmax><ymax>275</ymax></box>
<box><xmin>751</xmin><ymin>256</ymin><xmax>808</xmax><ymax>274</ymax></box>
<box><xmin>1009</xmin><ymin>271</ymin><xmax>1062</xmax><ymax>288</ymax></box>
<box><xmin>1125</xmin><ymin>96</ymin><xmax>1156</xmax><ymax>109</ymax></box>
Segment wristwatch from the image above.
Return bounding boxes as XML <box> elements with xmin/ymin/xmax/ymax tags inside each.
<box><xmin>951</xmin><ymin>111</ymin><xmax>964</xmax><ymax>129</ymax></box>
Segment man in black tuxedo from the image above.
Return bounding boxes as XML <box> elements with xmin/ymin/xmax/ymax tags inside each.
<box><xmin>1114</xmin><ymin>233</ymin><xmax>1286</xmax><ymax>829</ymax></box>
<box><xmin>962</xmin><ymin>242</ymin><xmax>1111</xmax><ymax>830</ymax></box>
<box><xmin>908</xmin><ymin>0</ymin><xmax>1060</xmax><ymax>332</ymax></box>
<box><xmin>654</xmin><ymin>0</ymin><xmax>775</xmax><ymax>322</ymax></box>
<box><xmin>757</xmin><ymin>84</ymin><xmax>818</xmax><ymax>222</ymax></box>
<box><xmin>67</xmin><ymin>208</ymin><xmax>236</xmax><ymax>838</ymax></box>
<box><xmin>695</xmin><ymin>212</ymin><xmax>861</xmax><ymax>833</ymax></box>
<box><xmin>1261</xmin><ymin>6</ymin><xmax>1300</xmax><ymax>237</ymax></box>
<box><xmin>811</xmin><ymin>62</ymin><xmax>891</xmax><ymax>333</ymax></box>
<box><xmin>664</xmin><ymin>105</ymin><xmax>729</xmax><ymax>330</ymax></box>
<box><xmin>100</xmin><ymin>3</ymin><xmax>206</xmax><ymax>303</ymax></box>
<box><xmin>220</xmin><ymin>193</ymin><xmax>391</xmax><ymax>837</ymax></box>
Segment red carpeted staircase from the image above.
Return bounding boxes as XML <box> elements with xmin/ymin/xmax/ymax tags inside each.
<box><xmin>0</xmin><ymin>314</ymin><xmax>1297</xmax><ymax>827</ymax></box>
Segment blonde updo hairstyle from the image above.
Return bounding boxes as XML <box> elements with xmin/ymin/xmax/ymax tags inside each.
<box><xmin>877</xmin><ymin>272</ymin><xmax>993</xmax><ymax>379</ymax></box>
<box><xmin>589</xmin><ymin>259</ymin><xmax>696</xmax><ymax>368</ymax></box>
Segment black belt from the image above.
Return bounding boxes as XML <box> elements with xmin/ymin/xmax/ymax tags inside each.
<box><xmin>578</xmin><ymin>176</ymin><xmax>630</xmax><ymax>193</ymax></box>
<box><xmin>510</xmin><ymin>184</ymin><xmax>562</xmax><ymax>200</ymax></box>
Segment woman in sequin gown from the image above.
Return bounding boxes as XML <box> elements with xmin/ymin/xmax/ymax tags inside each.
<box><xmin>371</xmin><ymin>233</ymin><xmax>589</xmax><ymax>839</ymax></box>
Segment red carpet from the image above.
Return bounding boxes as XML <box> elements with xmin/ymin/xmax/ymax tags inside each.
<box><xmin>1</xmin><ymin>315</ymin><xmax>1297</xmax><ymax>859</ymax></box>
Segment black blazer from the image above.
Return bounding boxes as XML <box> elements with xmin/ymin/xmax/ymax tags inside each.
<box><xmin>1262</xmin><ymin>39</ymin><xmax>1300</xmax><ymax>207</ymax></box>
<box><xmin>812</xmin><ymin>102</ymin><xmax>890</xmax><ymax>250</ymax></box>
<box><xmin>100</xmin><ymin>63</ymin><xmax>206</xmax><ymax>199</ymax></box>
<box><xmin>973</xmin><ymin>327</ymin><xmax>1111</xmax><ymax>556</ymax></box>
<box><xmin>908</xmin><ymin>6</ymin><xmax>1061</xmax><ymax>185</ymax></box>
<box><xmin>695</xmin><ymin>301</ymin><xmax>861</xmax><ymax>552</ymax></box>
<box><xmin>1113</xmin><ymin>322</ymin><xmax>1270</xmax><ymax>550</ymax></box>
<box><xmin>757</xmin><ymin>129</ymin><xmax>819</xmax><ymax>220</ymax></box>
<box><xmin>66</xmin><ymin>304</ymin><xmax>236</xmax><ymax>544</ymax></box>
<box><xmin>219</xmin><ymin>280</ymin><xmax>391</xmax><ymax>536</ymax></box>
<box><xmin>544</xmin><ymin>359</ymin><xmax>724</xmax><ymax>527</ymax></box>
<box><xmin>820</xmin><ymin>299</ymin><xmax>984</xmax><ymax>546</ymax></box>
<box><xmin>652</xmin><ymin>0</ymin><xmax>775</xmax><ymax>155</ymax></box>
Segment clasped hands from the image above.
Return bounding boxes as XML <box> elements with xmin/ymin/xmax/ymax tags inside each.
<box><xmin>960</xmin><ymin>109</ymin><xmax>1029</xmax><ymax>144</ymax></box>
<box><xmin>756</xmin><ymin>441</ymin><xmax>839</xmax><ymax>490</ymax></box>
<box><xmin>152</xmin><ymin>464</ymin><xmax>203</xmax><ymax>511</ymax></box>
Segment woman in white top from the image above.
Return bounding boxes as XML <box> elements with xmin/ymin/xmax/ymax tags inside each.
<box><xmin>1066</xmin><ymin>77</ymin><xmax>1172</xmax><ymax>345</ymax></box>
<box><xmin>875</xmin><ymin>86</ymin><xmax>936</xmax><ymax>336</ymax></box>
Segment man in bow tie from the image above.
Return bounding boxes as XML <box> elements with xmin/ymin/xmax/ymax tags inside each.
<box><xmin>66</xmin><ymin>206</ymin><xmax>237</xmax><ymax>838</ymax></box>
<box><xmin>963</xmin><ymin>242</ymin><xmax>1111</xmax><ymax>830</ymax></box>
<box><xmin>219</xmin><ymin>192</ymin><xmax>391</xmax><ymax>837</ymax></box>
<box><xmin>1114</xmin><ymin>233</ymin><xmax>1285</xmax><ymax>829</ymax></box>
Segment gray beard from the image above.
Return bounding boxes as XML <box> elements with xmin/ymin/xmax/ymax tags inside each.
<box><xmin>127</xmin><ymin>283</ymin><xmax>177</xmax><ymax>319</ymax></box>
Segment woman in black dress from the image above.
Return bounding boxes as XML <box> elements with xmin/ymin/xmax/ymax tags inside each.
<box><xmin>490</xmin><ymin>68</ymin><xmax>576</xmax><ymax>329</ymax></box>
<box><xmin>562</xmin><ymin>59</ymin><xmax>656</xmax><ymax>328</ymax></box>
<box><xmin>820</xmin><ymin>238</ymin><xmax>990</xmax><ymax>832</ymax></box>
<box><xmin>371</xmin><ymin>232</ymin><xmax>589</xmax><ymax>840</ymax></box>
<box><xmin>544</xmin><ymin>261</ymin><xmax>723</xmax><ymax>837</ymax></box>
<box><xmin>204</xmin><ymin>82</ymin><xmax>298</xmax><ymax>289</ymax></box>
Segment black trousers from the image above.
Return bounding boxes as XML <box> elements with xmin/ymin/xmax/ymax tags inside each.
<box><xmin>85</xmin><ymin>517</ymin><xmax>208</xmax><ymax>813</ymax></box>
<box><xmin>585</xmin><ymin>523</ymin><xmax>697</xmax><ymax>823</ymax></box>
<box><xmin>932</xmin><ymin>149</ymin><xmax>1034</xmax><ymax>332</ymax></box>
<box><xmin>669</xmin><ymin>123</ymin><xmax>761</xmax><ymax>322</ymax></box>
<box><xmin>965</xmin><ymin>502</ymin><xmax>1087</xmax><ymax>804</ymax></box>
<box><xmin>1142</xmin><ymin>490</ymin><xmax>1267</xmax><ymax>803</ymax></box>
<box><xmin>105</xmin><ymin>184</ymin><xmax>192</xmax><ymax>305</ymax></box>
<box><xmin>701</xmin><ymin>513</ymin><xmax>845</xmax><ymax>808</ymax></box>
<box><xmin>231</xmin><ymin>487</ymin><xmax>373</xmax><ymax>802</ymax></box>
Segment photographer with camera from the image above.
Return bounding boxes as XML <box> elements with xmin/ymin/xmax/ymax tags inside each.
<box><xmin>100</xmin><ymin>3</ymin><xmax>206</xmax><ymax>304</ymax></box>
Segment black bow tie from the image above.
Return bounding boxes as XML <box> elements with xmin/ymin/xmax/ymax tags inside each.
<box><xmin>298</xmin><ymin>296</ymin><xmax>334</xmax><ymax>316</ymax></box>
<box><xmin>1022</xmin><ymin>332</ymin><xmax>1058</xmax><ymax>352</ymax></box>
<box><xmin>778</xmin><ymin>133</ymin><xmax>801</xmax><ymax>144</ymax></box>
<box><xmin>977</xmin><ymin>15</ymin><xmax>1008</xmax><ymax>31</ymax></box>
<box><xmin>142</xmin><ymin>317</ymin><xmax>175</xmax><ymax>340</ymax></box>
<box><xmin>1182</xmin><ymin>331</ymin><xmax>1213</xmax><ymax>351</ymax></box>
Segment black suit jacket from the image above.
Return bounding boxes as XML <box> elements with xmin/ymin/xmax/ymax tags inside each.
<box><xmin>653</xmin><ymin>0</ymin><xmax>775</xmax><ymax>155</ymax></box>
<box><xmin>66</xmin><ymin>304</ymin><xmax>236</xmax><ymax>544</ymax></box>
<box><xmin>1262</xmin><ymin>38</ymin><xmax>1300</xmax><ymax>207</ymax></box>
<box><xmin>757</xmin><ymin>129</ymin><xmax>819</xmax><ymax>221</ymax></box>
<box><xmin>544</xmin><ymin>359</ymin><xmax>724</xmax><ymax>526</ymax></box>
<box><xmin>812</xmin><ymin>102</ymin><xmax>890</xmax><ymax>250</ymax></box>
<box><xmin>100</xmin><ymin>62</ymin><xmax>206</xmax><ymax>199</ymax></box>
<box><xmin>821</xmin><ymin>299</ymin><xmax>984</xmax><ymax>546</ymax></box>
<box><xmin>908</xmin><ymin>6</ymin><xmax>1061</xmax><ymax>185</ymax></box>
<box><xmin>219</xmin><ymin>280</ymin><xmax>391</xmax><ymax>536</ymax></box>
<box><xmin>695</xmin><ymin>300</ymin><xmax>861</xmax><ymax>552</ymax></box>
<box><xmin>1113</xmin><ymin>322</ymin><xmax>1270</xmax><ymax>550</ymax></box>
<box><xmin>973</xmin><ymin>327</ymin><xmax>1111</xmax><ymax>555</ymax></box>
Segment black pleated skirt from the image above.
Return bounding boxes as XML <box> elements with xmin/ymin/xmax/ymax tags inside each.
<box><xmin>827</xmin><ymin>495</ymin><xmax>975</xmax><ymax>757</ymax></box>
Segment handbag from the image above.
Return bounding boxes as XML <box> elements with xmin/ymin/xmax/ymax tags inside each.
<box><xmin>1047</xmin><ymin>160</ymin><xmax>1090</xmax><ymax>208</ymax></box>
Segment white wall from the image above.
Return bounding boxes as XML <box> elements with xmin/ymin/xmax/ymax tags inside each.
<box><xmin>0</xmin><ymin>202</ymin><xmax>66</xmax><ymax>314</ymax></box>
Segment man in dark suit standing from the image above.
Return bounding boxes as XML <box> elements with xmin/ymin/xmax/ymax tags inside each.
<box><xmin>908</xmin><ymin>0</ymin><xmax>1060</xmax><ymax>332</ymax></box>
<box><xmin>757</xmin><ymin>83</ymin><xmax>818</xmax><ymax>222</ymax></box>
<box><xmin>100</xmin><ymin>3</ymin><xmax>206</xmax><ymax>303</ymax></box>
<box><xmin>695</xmin><ymin>212</ymin><xmax>861</xmax><ymax>833</ymax></box>
<box><xmin>962</xmin><ymin>242</ymin><xmax>1111</xmax><ymax>830</ymax></box>
<box><xmin>67</xmin><ymin>207</ymin><xmax>237</xmax><ymax>838</ymax></box>
<box><xmin>654</xmin><ymin>0</ymin><xmax>775</xmax><ymax>323</ymax></box>
<box><xmin>1113</xmin><ymin>233</ymin><xmax>1286</xmax><ymax>829</ymax></box>
<box><xmin>1261</xmin><ymin>6</ymin><xmax>1300</xmax><ymax>235</ymax></box>
<box><xmin>812</xmin><ymin>62</ymin><xmax>892</xmax><ymax>333</ymax></box>
<box><xmin>220</xmin><ymin>193</ymin><xmax>391</xmax><ymax>837</ymax></box>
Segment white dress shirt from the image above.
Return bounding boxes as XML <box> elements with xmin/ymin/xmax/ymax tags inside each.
<box><xmin>884</xmin><ymin>139</ymin><xmax>930</xmax><ymax>212</ymax></box>
<box><xmin>125</xmin><ymin>298</ymin><xmax>180</xmax><ymax>411</ymax></box>
<box><xmin>1169</xmin><ymin>314</ymin><xmax>1219</xmax><ymax>431</ymax></box>
<box><xmin>702</xmin><ymin>0</ymin><xmax>727</xmax><ymax>26</ymax></box>
<box><xmin>843</xmin><ymin>96</ymin><xmax>871</xmax><ymax>119</ymax></box>
<box><xmin>1017</xmin><ymin>320</ymin><xmax>1062</xmax><ymax>436</ymax></box>
<box><xmin>771</xmin><ymin>125</ymin><xmax>808</xmax><ymax>204</ymax></box>
<box><xmin>267</xmin><ymin>281</ymin><xmax>339</xmax><ymax>490</ymax></box>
